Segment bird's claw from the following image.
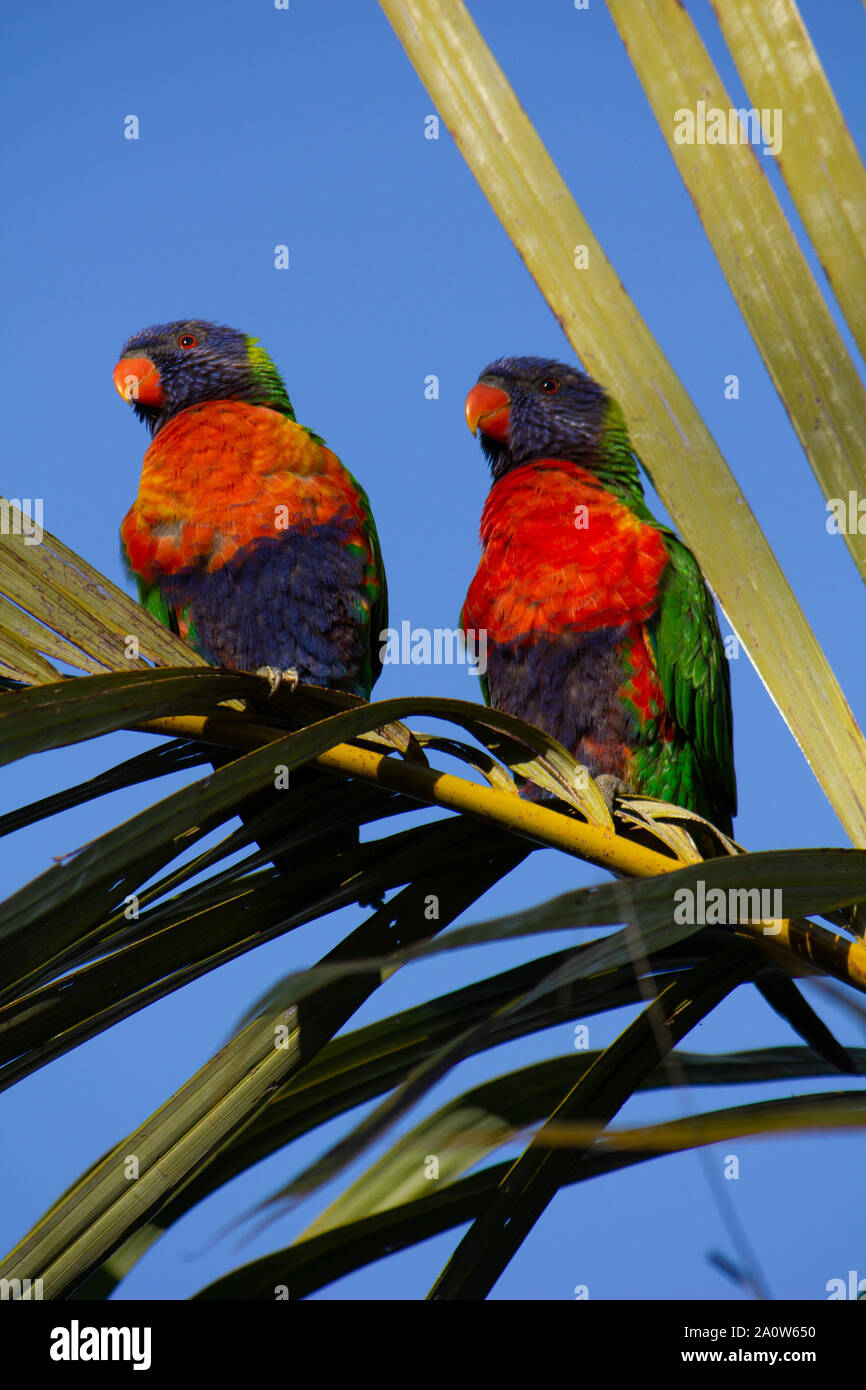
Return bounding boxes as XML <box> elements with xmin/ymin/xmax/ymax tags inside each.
<box><xmin>255</xmin><ymin>665</ymin><xmax>300</xmax><ymax>697</ymax></box>
<box><xmin>593</xmin><ymin>774</ymin><xmax>630</xmax><ymax>813</ymax></box>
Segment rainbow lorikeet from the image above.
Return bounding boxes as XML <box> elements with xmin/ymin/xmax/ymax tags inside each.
<box><xmin>114</xmin><ymin>320</ymin><xmax>386</xmax><ymax>698</ymax></box>
<box><xmin>460</xmin><ymin>357</ymin><xmax>736</xmax><ymax>835</ymax></box>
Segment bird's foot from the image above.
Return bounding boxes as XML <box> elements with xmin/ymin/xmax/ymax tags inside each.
<box><xmin>255</xmin><ymin>666</ymin><xmax>300</xmax><ymax>697</ymax></box>
<box><xmin>593</xmin><ymin>774</ymin><xmax>630</xmax><ymax>814</ymax></box>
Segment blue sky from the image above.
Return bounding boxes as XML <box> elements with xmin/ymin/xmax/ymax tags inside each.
<box><xmin>1</xmin><ymin>0</ymin><xmax>864</xmax><ymax>1301</ymax></box>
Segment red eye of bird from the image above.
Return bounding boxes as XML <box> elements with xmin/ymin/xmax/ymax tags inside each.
<box><xmin>178</xmin><ymin>334</ymin><xmax>197</xmax><ymax>348</ymax></box>
<box><xmin>540</xmin><ymin>377</ymin><xmax>559</xmax><ymax>393</ymax></box>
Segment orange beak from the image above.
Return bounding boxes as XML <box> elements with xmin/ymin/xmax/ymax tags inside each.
<box><xmin>113</xmin><ymin>356</ymin><xmax>164</xmax><ymax>406</ymax></box>
<box><xmin>465</xmin><ymin>383</ymin><xmax>511</xmax><ymax>441</ymax></box>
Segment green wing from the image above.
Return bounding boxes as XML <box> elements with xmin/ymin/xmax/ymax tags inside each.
<box><xmin>348</xmin><ymin>473</ymin><xmax>388</xmax><ymax>698</ymax></box>
<box><xmin>119</xmin><ymin>529</ymin><xmax>178</xmax><ymax>636</ymax></box>
<box><xmin>647</xmin><ymin>529</ymin><xmax>737</xmax><ymax>830</ymax></box>
<box><xmin>598</xmin><ymin>403</ymin><xmax>735</xmax><ymax>829</ymax></box>
<box><xmin>133</xmin><ymin>573</ymin><xmax>211</xmax><ymax>661</ymax></box>
<box><xmin>365</xmin><ymin>516</ymin><xmax>389</xmax><ymax>695</ymax></box>
<box><xmin>136</xmin><ymin>577</ymin><xmax>177</xmax><ymax>633</ymax></box>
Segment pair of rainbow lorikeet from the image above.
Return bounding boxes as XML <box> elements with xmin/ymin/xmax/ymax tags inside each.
<box><xmin>114</xmin><ymin>320</ymin><xmax>736</xmax><ymax>835</ymax></box>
